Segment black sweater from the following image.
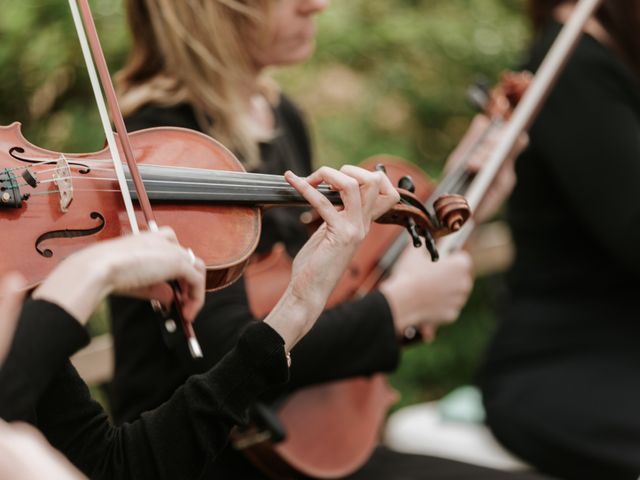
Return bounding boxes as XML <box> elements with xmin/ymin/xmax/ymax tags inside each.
<box><xmin>0</xmin><ymin>299</ymin><xmax>290</xmax><ymax>479</ymax></box>
<box><xmin>481</xmin><ymin>22</ymin><xmax>640</xmax><ymax>480</ymax></box>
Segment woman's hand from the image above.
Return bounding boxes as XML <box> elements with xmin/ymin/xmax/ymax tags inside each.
<box><xmin>32</xmin><ymin>228</ymin><xmax>206</xmax><ymax>325</ymax></box>
<box><xmin>0</xmin><ymin>273</ymin><xmax>27</xmax><ymax>366</ymax></box>
<box><xmin>263</xmin><ymin>166</ymin><xmax>399</xmax><ymax>351</ymax></box>
<box><xmin>0</xmin><ymin>420</ymin><xmax>86</xmax><ymax>480</ymax></box>
<box><xmin>446</xmin><ymin>114</ymin><xmax>527</xmax><ymax>222</ymax></box>
<box><xmin>379</xmin><ymin>247</ymin><xmax>473</xmax><ymax>340</ymax></box>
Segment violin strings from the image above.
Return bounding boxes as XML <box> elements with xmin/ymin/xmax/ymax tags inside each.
<box><xmin>29</xmin><ymin>188</ymin><xmax>337</xmax><ymax>198</ymax></box>
<box><xmin>6</xmin><ymin>158</ymin><xmax>320</xmax><ymax>190</ymax></box>
<box><xmin>22</xmin><ymin>171</ymin><xmax>335</xmax><ymax>193</ymax></box>
<box><xmin>29</xmin><ymin>178</ymin><xmax>336</xmax><ymax>198</ymax></box>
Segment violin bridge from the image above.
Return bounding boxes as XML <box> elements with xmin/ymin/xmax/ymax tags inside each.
<box><xmin>54</xmin><ymin>155</ymin><xmax>74</xmax><ymax>212</ymax></box>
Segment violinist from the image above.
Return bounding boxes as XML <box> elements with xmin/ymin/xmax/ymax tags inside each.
<box><xmin>109</xmin><ymin>1</ymin><xmax>536</xmax><ymax>479</ymax></box>
<box><xmin>0</xmin><ymin>164</ymin><xmax>396</xmax><ymax>479</ymax></box>
<box><xmin>480</xmin><ymin>1</ymin><xmax>640</xmax><ymax>479</ymax></box>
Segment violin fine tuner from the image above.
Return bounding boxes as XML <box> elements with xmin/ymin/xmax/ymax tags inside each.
<box><xmin>0</xmin><ymin>168</ymin><xmax>29</xmax><ymax>208</ymax></box>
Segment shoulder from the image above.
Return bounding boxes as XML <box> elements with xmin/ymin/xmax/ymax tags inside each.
<box><xmin>124</xmin><ymin>103</ymin><xmax>201</xmax><ymax>133</ymax></box>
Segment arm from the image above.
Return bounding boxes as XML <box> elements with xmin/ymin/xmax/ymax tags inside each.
<box><xmin>172</xmin><ymin>282</ymin><xmax>401</xmax><ymax>392</ymax></box>
<box><xmin>1</xmin><ymin>229</ymin><xmax>204</xmax><ymax>421</ymax></box>
<box><xmin>0</xmin><ymin>420</ymin><xmax>85</xmax><ymax>480</ymax></box>
<box><xmin>0</xmin><ymin>301</ymin><xmax>89</xmax><ymax>421</ymax></box>
<box><xmin>0</xmin><ymin>273</ymin><xmax>27</xmax><ymax>366</ymax></box>
<box><xmin>0</xmin><ymin>296</ymin><xmax>287</xmax><ymax>479</ymax></box>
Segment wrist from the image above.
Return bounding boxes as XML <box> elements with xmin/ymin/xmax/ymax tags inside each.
<box><xmin>379</xmin><ymin>280</ymin><xmax>415</xmax><ymax>336</ymax></box>
<box><xmin>264</xmin><ymin>288</ymin><xmax>316</xmax><ymax>352</ymax></box>
<box><xmin>33</xmin><ymin>254</ymin><xmax>112</xmax><ymax>325</ymax></box>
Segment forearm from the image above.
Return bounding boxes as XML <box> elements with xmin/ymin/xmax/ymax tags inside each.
<box><xmin>38</xmin><ymin>322</ymin><xmax>289</xmax><ymax>480</ymax></box>
<box><xmin>0</xmin><ymin>300</ymin><xmax>89</xmax><ymax>421</ymax></box>
<box><xmin>285</xmin><ymin>291</ymin><xmax>399</xmax><ymax>391</ymax></box>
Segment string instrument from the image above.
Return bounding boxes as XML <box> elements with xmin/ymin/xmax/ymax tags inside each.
<box><xmin>238</xmin><ymin>0</ymin><xmax>603</xmax><ymax>475</ymax></box>
<box><xmin>0</xmin><ymin>123</ymin><xmax>470</xmax><ymax>292</ymax></box>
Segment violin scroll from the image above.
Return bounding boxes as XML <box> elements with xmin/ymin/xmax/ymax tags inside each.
<box><xmin>433</xmin><ymin>194</ymin><xmax>470</xmax><ymax>232</ymax></box>
<box><xmin>374</xmin><ymin>166</ymin><xmax>471</xmax><ymax>261</ymax></box>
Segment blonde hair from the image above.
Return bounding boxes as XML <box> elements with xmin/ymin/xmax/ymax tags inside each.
<box><xmin>117</xmin><ymin>0</ymin><xmax>279</xmax><ymax>167</ymax></box>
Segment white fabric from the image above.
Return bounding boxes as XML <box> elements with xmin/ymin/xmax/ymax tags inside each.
<box><xmin>384</xmin><ymin>402</ymin><xmax>531</xmax><ymax>471</ymax></box>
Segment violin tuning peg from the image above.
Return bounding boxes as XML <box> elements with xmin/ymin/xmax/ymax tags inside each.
<box><xmin>424</xmin><ymin>230</ymin><xmax>439</xmax><ymax>262</ymax></box>
<box><xmin>405</xmin><ymin>218</ymin><xmax>422</xmax><ymax>248</ymax></box>
<box><xmin>398</xmin><ymin>175</ymin><xmax>416</xmax><ymax>193</ymax></box>
<box><xmin>375</xmin><ymin>164</ymin><xmax>387</xmax><ymax>174</ymax></box>
<box><xmin>467</xmin><ymin>79</ymin><xmax>491</xmax><ymax>112</ymax></box>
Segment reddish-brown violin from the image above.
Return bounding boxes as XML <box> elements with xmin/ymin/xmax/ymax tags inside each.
<box><xmin>0</xmin><ymin>123</ymin><xmax>470</xmax><ymax>291</ymax></box>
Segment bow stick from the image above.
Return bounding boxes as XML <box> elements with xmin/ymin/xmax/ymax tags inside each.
<box><xmin>68</xmin><ymin>0</ymin><xmax>203</xmax><ymax>358</ymax></box>
<box><xmin>437</xmin><ymin>0</ymin><xmax>604</xmax><ymax>255</ymax></box>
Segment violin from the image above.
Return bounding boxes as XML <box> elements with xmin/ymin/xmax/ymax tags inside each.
<box><xmin>0</xmin><ymin>122</ymin><xmax>471</xmax><ymax>292</ymax></box>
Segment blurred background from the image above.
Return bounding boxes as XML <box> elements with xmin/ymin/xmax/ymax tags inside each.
<box><xmin>0</xmin><ymin>0</ymin><xmax>529</xmax><ymax>408</ymax></box>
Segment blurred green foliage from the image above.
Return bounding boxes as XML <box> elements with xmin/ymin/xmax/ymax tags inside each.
<box><xmin>0</xmin><ymin>0</ymin><xmax>529</xmax><ymax>405</ymax></box>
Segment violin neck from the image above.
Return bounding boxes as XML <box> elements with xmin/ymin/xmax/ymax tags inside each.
<box><xmin>129</xmin><ymin>166</ymin><xmax>342</xmax><ymax>207</ymax></box>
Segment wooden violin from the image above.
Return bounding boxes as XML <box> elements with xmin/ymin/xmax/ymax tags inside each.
<box><xmin>0</xmin><ymin>122</ymin><xmax>471</xmax><ymax>291</ymax></box>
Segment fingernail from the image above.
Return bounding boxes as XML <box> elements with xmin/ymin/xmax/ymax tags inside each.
<box><xmin>285</xmin><ymin>170</ymin><xmax>299</xmax><ymax>179</ymax></box>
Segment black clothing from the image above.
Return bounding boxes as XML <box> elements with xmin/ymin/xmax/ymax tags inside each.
<box><xmin>481</xmin><ymin>22</ymin><xmax>640</xmax><ymax>480</ymax></box>
<box><xmin>0</xmin><ymin>299</ymin><xmax>290</xmax><ymax>480</ymax></box>
<box><xmin>111</xmin><ymin>97</ymin><xmax>548</xmax><ymax>479</ymax></box>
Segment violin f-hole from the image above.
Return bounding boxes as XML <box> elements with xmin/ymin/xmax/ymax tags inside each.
<box><xmin>9</xmin><ymin>146</ymin><xmax>92</xmax><ymax>174</ymax></box>
<box><xmin>35</xmin><ymin>211</ymin><xmax>106</xmax><ymax>258</ymax></box>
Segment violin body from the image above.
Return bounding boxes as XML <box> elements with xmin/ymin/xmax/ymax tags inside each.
<box><xmin>242</xmin><ymin>157</ymin><xmax>434</xmax><ymax>479</ymax></box>
<box><xmin>2</xmin><ymin>123</ymin><xmax>466</xmax><ymax>292</ymax></box>
<box><xmin>0</xmin><ymin>123</ymin><xmax>259</xmax><ymax>290</ymax></box>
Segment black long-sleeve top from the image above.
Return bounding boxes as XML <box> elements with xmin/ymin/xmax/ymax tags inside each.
<box><xmin>481</xmin><ymin>22</ymin><xmax>640</xmax><ymax>480</ymax></box>
<box><xmin>0</xmin><ymin>299</ymin><xmax>290</xmax><ymax>479</ymax></box>
<box><xmin>108</xmin><ymin>96</ymin><xmax>400</xmax><ymax>475</ymax></box>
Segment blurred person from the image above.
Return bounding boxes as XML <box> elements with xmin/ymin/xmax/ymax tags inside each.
<box><xmin>0</xmin><ymin>163</ymin><xmax>393</xmax><ymax>479</ymax></box>
<box><xmin>480</xmin><ymin>1</ymin><xmax>640</xmax><ymax>479</ymax></box>
<box><xmin>108</xmin><ymin>1</ymin><xmax>535</xmax><ymax>479</ymax></box>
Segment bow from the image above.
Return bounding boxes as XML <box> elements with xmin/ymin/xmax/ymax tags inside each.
<box><xmin>67</xmin><ymin>0</ymin><xmax>203</xmax><ymax>358</ymax></box>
